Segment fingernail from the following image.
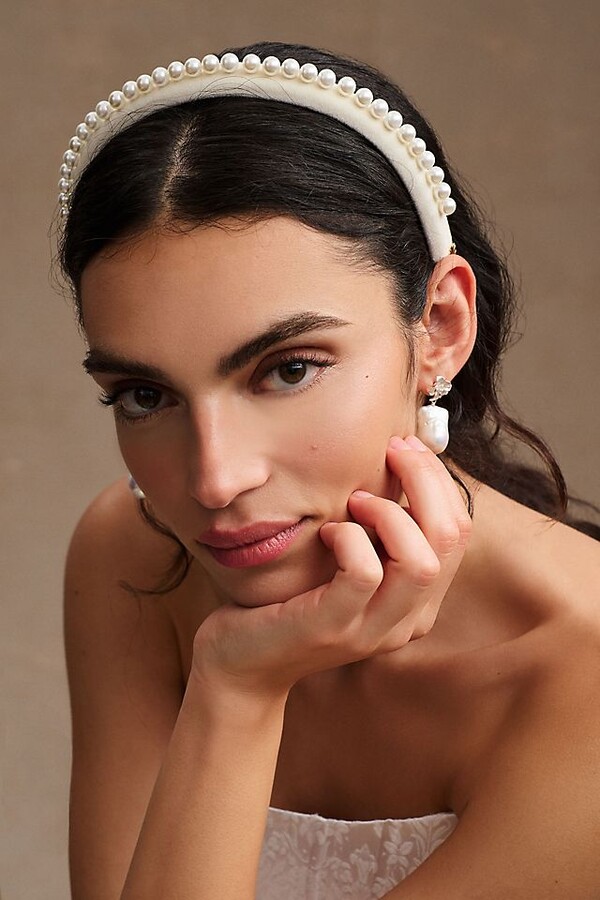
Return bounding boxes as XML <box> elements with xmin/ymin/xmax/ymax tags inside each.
<box><xmin>404</xmin><ymin>435</ymin><xmax>429</xmax><ymax>452</ymax></box>
<box><xmin>352</xmin><ymin>490</ymin><xmax>374</xmax><ymax>499</ymax></box>
<box><xmin>389</xmin><ymin>436</ymin><xmax>409</xmax><ymax>451</ymax></box>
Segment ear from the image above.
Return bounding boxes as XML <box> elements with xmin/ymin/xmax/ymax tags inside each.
<box><xmin>416</xmin><ymin>254</ymin><xmax>477</xmax><ymax>393</ymax></box>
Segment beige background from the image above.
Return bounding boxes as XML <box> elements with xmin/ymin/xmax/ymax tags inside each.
<box><xmin>3</xmin><ymin>1</ymin><xmax>598</xmax><ymax>897</ymax></box>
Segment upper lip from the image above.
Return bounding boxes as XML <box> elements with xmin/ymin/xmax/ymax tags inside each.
<box><xmin>195</xmin><ymin>520</ymin><xmax>303</xmax><ymax>549</ymax></box>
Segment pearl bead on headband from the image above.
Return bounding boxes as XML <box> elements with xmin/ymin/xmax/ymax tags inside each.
<box><xmin>58</xmin><ymin>52</ymin><xmax>457</xmax><ymax>261</ymax></box>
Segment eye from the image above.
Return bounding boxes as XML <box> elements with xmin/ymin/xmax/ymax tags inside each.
<box><xmin>259</xmin><ymin>353</ymin><xmax>334</xmax><ymax>393</ymax></box>
<box><xmin>98</xmin><ymin>384</ymin><xmax>172</xmax><ymax>423</ymax></box>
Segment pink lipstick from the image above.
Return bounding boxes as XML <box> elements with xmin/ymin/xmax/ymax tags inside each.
<box><xmin>196</xmin><ymin>519</ymin><xmax>307</xmax><ymax>568</ymax></box>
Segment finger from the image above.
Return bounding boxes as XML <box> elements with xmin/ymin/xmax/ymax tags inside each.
<box><xmin>385</xmin><ymin>436</ymin><xmax>471</xmax><ymax>559</ymax></box>
<box><xmin>346</xmin><ymin>492</ymin><xmax>442</xmax><ymax>639</ymax></box>
<box><xmin>420</xmin><ymin>442</ymin><xmax>472</xmax><ymax>526</ymax></box>
<box><xmin>314</xmin><ymin>521</ymin><xmax>384</xmax><ymax>632</ymax></box>
<box><xmin>348</xmin><ymin>459</ymin><xmax>469</xmax><ymax>647</ymax></box>
<box><xmin>401</xmin><ymin>435</ymin><xmax>472</xmax><ymax>528</ymax></box>
<box><xmin>318</xmin><ymin>515</ymin><xmax>441</xmax><ymax>657</ymax></box>
<box><xmin>347</xmin><ymin>492</ymin><xmax>441</xmax><ymax>587</ymax></box>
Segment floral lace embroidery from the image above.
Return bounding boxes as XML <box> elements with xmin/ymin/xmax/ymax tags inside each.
<box><xmin>256</xmin><ymin>806</ymin><xmax>458</xmax><ymax>899</ymax></box>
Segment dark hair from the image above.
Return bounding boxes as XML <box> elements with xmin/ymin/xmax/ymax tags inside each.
<box><xmin>59</xmin><ymin>40</ymin><xmax>599</xmax><ymax>592</ymax></box>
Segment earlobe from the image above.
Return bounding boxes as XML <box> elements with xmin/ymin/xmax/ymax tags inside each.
<box><xmin>417</xmin><ymin>254</ymin><xmax>477</xmax><ymax>387</ymax></box>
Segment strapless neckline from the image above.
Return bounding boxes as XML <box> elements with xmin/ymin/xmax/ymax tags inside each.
<box><xmin>268</xmin><ymin>804</ymin><xmax>457</xmax><ymax>825</ymax></box>
<box><xmin>258</xmin><ymin>805</ymin><xmax>458</xmax><ymax>898</ymax></box>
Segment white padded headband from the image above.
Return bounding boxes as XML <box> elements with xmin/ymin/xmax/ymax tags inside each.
<box><xmin>58</xmin><ymin>52</ymin><xmax>456</xmax><ymax>261</ymax></box>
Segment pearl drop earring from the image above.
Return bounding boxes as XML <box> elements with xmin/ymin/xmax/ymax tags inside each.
<box><xmin>416</xmin><ymin>376</ymin><xmax>452</xmax><ymax>454</ymax></box>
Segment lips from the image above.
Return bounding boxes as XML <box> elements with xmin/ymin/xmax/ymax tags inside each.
<box><xmin>195</xmin><ymin>519</ymin><xmax>308</xmax><ymax>568</ymax></box>
<box><xmin>196</xmin><ymin>520</ymin><xmax>303</xmax><ymax>549</ymax></box>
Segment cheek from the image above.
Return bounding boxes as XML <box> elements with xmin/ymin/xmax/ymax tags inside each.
<box><xmin>280</xmin><ymin>367</ymin><xmax>411</xmax><ymax>494</ymax></box>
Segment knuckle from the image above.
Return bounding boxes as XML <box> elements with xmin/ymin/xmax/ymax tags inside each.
<box><xmin>431</xmin><ymin>510</ymin><xmax>473</xmax><ymax>556</ymax></box>
<box><xmin>351</xmin><ymin>560</ymin><xmax>384</xmax><ymax>590</ymax></box>
<box><xmin>431</xmin><ymin>523</ymin><xmax>461</xmax><ymax>556</ymax></box>
<box><xmin>411</xmin><ymin>555</ymin><xmax>441</xmax><ymax>588</ymax></box>
<box><xmin>333</xmin><ymin>522</ymin><xmax>384</xmax><ymax>587</ymax></box>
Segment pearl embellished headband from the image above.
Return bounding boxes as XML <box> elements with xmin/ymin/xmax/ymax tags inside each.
<box><xmin>58</xmin><ymin>52</ymin><xmax>457</xmax><ymax>261</ymax></box>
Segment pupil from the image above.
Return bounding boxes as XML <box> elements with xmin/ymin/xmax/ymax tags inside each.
<box><xmin>280</xmin><ymin>361</ymin><xmax>306</xmax><ymax>384</ymax></box>
<box><xmin>134</xmin><ymin>387</ymin><xmax>159</xmax><ymax>409</ymax></box>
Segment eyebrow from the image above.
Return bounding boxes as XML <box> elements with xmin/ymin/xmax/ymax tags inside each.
<box><xmin>82</xmin><ymin>312</ymin><xmax>351</xmax><ymax>381</ymax></box>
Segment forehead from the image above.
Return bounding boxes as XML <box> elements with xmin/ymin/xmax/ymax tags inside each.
<box><xmin>80</xmin><ymin>216</ymin><xmax>397</xmax><ymax>349</ymax></box>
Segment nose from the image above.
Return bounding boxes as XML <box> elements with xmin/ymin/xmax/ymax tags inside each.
<box><xmin>186</xmin><ymin>401</ymin><xmax>270</xmax><ymax>509</ymax></box>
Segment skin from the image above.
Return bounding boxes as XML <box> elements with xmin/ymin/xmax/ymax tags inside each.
<box><xmin>69</xmin><ymin>215</ymin><xmax>600</xmax><ymax>898</ymax></box>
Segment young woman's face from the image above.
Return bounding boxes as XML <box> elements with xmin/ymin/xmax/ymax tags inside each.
<box><xmin>81</xmin><ymin>216</ymin><xmax>419</xmax><ymax>606</ymax></box>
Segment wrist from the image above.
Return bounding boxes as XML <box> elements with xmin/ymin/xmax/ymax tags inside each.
<box><xmin>184</xmin><ymin>666</ymin><xmax>289</xmax><ymax>729</ymax></box>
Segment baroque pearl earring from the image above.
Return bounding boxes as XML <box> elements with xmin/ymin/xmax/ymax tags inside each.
<box><xmin>416</xmin><ymin>376</ymin><xmax>452</xmax><ymax>454</ymax></box>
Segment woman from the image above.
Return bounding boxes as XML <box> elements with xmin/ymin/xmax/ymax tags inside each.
<box><xmin>59</xmin><ymin>40</ymin><xmax>600</xmax><ymax>899</ymax></box>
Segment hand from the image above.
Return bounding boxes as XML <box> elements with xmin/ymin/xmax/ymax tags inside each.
<box><xmin>191</xmin><ymin>435</ymin><xmax>471</xmax><ymax>701</ymax></box>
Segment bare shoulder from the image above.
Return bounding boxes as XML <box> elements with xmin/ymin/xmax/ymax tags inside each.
<box><xmin>66</xmin><ymin>477</ymin><xmax>215</xmax><ymax>683</ymax></box>
<box><xmin>64</xmin><ymin>477</ymin><xmax>189</xmax><ymax>694</ymax></box>
<box><xmin>507</xmin><ymin>504</ymin><xmax>600</xmax><ymax>653</ymax></box>
<box><xmin>471</xmin><ymin>484</ymin><xmax>600</xmax><ymax>623</ymax></box>
<box><xmin>488</xmin><ymin>489</ymin><xmax>600</xmax><ymax>705</ymax></box>
<box><xmin>537</xmin><ymin>513</ymin><xmax>600</xmax><ymax>612</ymax></box>
<box><xmin>67</xmin><ymin>476</ymin><xmax>181</xmax><ymax>591</ymax></box>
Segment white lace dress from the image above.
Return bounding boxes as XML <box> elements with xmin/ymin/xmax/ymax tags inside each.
<box><xmin>257</xmin><ymin>806</ymin><xmax>458</xmax><ymax>898</ymax></box>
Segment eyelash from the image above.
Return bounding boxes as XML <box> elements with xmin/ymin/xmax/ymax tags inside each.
<box><xmin>97</xmin><ymin>387</ymin><xmax>165</xmax><ymax>426</ymax></box>
<box><xmin>97</xmin><ymin>350</ymin><xmax>335</xmax><ymax>426</ymax></box>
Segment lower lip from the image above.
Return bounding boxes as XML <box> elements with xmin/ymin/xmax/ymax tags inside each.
<box><xmin>201</xmin><ymin>519</ymin><xmax>308</xmax><ymax>569</ymax></box>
